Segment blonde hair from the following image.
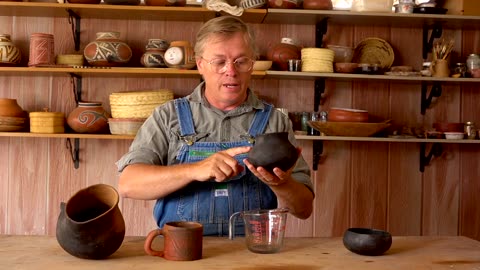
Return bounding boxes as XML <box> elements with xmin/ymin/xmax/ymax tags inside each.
<box><xmin>194</xmin><ymin>16</ymin><xmax>258</xmax><ymax>59</ymax></box>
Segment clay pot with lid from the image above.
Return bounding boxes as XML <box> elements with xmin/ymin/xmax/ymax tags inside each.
<box><xmin>0</xmin><ymin>34</ymin><xmax>21</xmax><ymax>66</ymax></box>
<box><xmin>67</xmin><ymin>101</ymin><xmax>110</xmax><ymax>134</ymax></box>
<box><xmin>266</xmin><ymin>38</ymin><xmax>301</xmax><ymax>71</ymax></box>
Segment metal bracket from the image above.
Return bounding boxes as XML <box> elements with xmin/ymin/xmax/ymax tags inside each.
<box><xmin>67</xmin><ymin>9</ymin><xmax>81</xmax><ymax>52</ymax></box>
<box><xmin>66</xmin><ymin>138</ymin><xmax>80</xmax><ymax>169</ymax></box>
<box><xmin>419</xmin><ymin>142</ymin><xmax>443</xmax><ymax>172</ymax></box>
<box><xmin>422</xmin><ymin>24</ymin><xmax>443</xmax><ymax>60</ymax></box>
<box><xmin>70</xmin><ymin>73</ymin><xmax>82</xmax><ymax>104</ymax></box>
<box><xmin>312</xmin><ymin>140</ymin><xmax>323</xmax><ymax>171</ymax></box>
<box><xmin>316</xmin><ymin>18</ymin><xmax>328</xmax><ymax>48</ymax></box>
<box><xmin>314</xmin><ymin>79</ymin><xmax>325</xmax><ymax>112</ymax></box>
<box><xmin>421</xmin><ymin>81</ymin><xmax>442</xmax><ymax>115</ymax></box>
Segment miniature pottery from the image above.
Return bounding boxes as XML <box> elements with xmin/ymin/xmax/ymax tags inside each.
<box><xmin>140</xmin><ymin>38</ymin><xmax>170</xmax><ymax>68</ymax></box>
<box><xmin>164</xmin><ymin>40</ymin><xmax>196</xmax><ymax>69</ymax></box>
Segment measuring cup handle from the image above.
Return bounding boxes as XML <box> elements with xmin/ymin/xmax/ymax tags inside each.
<box><xmin>144</xmin><ymin>228</ymin><xmax>165</xmax><ymax>257</ymax></box>
<box><xmin>228</xmin><ymin>211</ymin><xmax>242</xmax><ymax>240</ymax></box>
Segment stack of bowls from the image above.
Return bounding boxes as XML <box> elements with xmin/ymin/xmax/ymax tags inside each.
<box><xmin>108</xmin><ymin>89</ymin><xmax>174</xmax><ymax>135</ymax></box>
<box><xmin>300</xmin><ymin>48</ymin><xmax>335</xmax><ymax>73</ymax></box>
<box><xmin>0</xmin><ymin>98</ymin><xmax>27</xmax><ymax>132</ymax></box>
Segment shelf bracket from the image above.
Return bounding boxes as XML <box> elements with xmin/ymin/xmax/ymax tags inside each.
<box><xmin>315</xmin><ymin>18</ymin><xmax>328</xmax><ymax>48</ymax></box>
<box><xmin>314</xmin><ymin>79</ymin><xmax>325</xmax><ymax>112</ymax></box>
<box><xmin>422</xmin><ymin>24</ymin><xmax>442</xmax><ymax>60</ymax></box>
<box><xmin>421</xmin><ymin>81</ymin><xmax>442</xmax><ymax>115</ymax></box>
<box><xmin>70</xmin><ymin>73</ymin><xmax>82</xmax><ymax>104</ymax></box>
<box><xmin>419</xmin><ymin>142</ymin><xmax>443</xmax><ymax>173</ymax></box>
<box><xmin>312</xmin><ymin>140</ymin><xmax>323</xmax><ymax>171</ymax></box>
<box><xmin>67</xmin><ymin>9</ymin><xmax>81</xmax><ymax>52</ymax></box>
<box><xmin>66</xmin><ymin>138</ymin><xmax>80</xmax><ymax>169</ymax></box>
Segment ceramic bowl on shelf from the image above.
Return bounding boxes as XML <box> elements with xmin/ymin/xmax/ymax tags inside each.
<box><xmin>334</xmin><ymin>62</ymin><xmax>358</xmax><ymax>73</ymax></box>
<box><xmin>433</xmin><ymin>122</ymin><xmax>464</xmax><ymax>133</ymax></box>
<box><xmin>343</xmin><ymin>228</ymin><xmax>392</xmax><ymax>256</ymax></box>
<box><xmin>328</xmin><ymin>107</ymin><xmax>368</xmax><ymax>122</ymax></box>
<box><xmin>253</xmin><ymin>60</ymin><xmax>273</xmax><ymax>71</ymax></box>
<box><xmin>326</xmin><ymin>45</ymin><xmax>354</xmax><ymax>63</ymax></box>
<box><xmin>444</xmin><ymin>132</ymin><xmax>465</xmax><ymax>140</ymax></box>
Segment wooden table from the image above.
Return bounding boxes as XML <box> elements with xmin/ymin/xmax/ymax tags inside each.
<box><xmin>1</xmin><ymin>235</ymin><xmax>480</xmax><ymax>269</ymax></box>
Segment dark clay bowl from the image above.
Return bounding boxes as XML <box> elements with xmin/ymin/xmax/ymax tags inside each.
<box><xmin>343</xmin><ymin>228</ymin><xmax>392</xmax><ymax>256</ymax></box>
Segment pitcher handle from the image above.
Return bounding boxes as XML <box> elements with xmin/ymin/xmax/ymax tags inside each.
<box><xmin>228</xmin><ymin>211</ymin><xmax>242</xmax><ymax>240</ymax></box>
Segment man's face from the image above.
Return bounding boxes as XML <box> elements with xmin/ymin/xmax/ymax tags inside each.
<box><xmin>196</xmin><ymin>32</ymin><xmax>254</xmax><ymax>111</ymax></box>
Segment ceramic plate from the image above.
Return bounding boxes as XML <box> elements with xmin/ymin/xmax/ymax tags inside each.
<box><xmin>352</xmin><ymin>38</ymin><xmax>394</xmax><ymax>70</ymax></box>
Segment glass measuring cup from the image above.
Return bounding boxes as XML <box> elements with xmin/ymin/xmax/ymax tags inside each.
<box><xmin>228</xmin><ymin>208</ymin><xmax>288</xmax><ymax>254</ymax></box>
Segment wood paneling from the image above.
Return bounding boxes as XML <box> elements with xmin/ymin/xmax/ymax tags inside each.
<box><xmin>0</xmin><ymin>12</ymin><xmax>479</xmax><ymax>241</ymax></box>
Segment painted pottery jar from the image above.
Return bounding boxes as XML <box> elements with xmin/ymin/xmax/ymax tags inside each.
<box><xmin>28</xmin><ymin>33</ymin><xmax>55</xmax><ymax>67</ymax></box>
<box><xmin>83</xmin><ymin>31</ymin><xmax>132</xmax><ymax>67</ymax></box>
<box><xmin>164</xmin><ymin>40</ymin><xmax>196</xmax><ymax>69</ymax></box>
<box><xmin>140</xmin><ymin>38</ymin><xmax>170</xmax><ymax>68</ymax></box>
<box><xmin>266</xmin><ymin>37</ymin><xmax>301</xmax><ymax>71</ymax></box>
<box><xmin>67</xmin><ymin>101</ymin><xmax>110</xmax><ymax>134</ymax></box>
<box><xmin>247</xmin><ymin>132</ymin><xmax>298</xmax><ymax>172</ymax></box>
<box><xmin>0</xmin><ymin>34</ymin><xmax>21</xmax><ymax>66</ymax></box>
<box><xmin>56</xmin><ymin>184</ymin><xmax>125</xmax><ymax>259</ymax></box>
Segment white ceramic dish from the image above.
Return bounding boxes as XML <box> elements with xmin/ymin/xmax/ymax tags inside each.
<box><xmin>444</xmin><ymin>132</ymin><xmax>465</xmax><ymax>140</ymax></box>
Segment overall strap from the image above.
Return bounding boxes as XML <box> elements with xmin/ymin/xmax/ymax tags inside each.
<box><xmin>247</xmin><ymin>102</ymin><xmax>273</xmax><ymax>137</ymax></box>
<box><xmin>174</xmin><ymin>98</ymin><xmax>196</xmax><ymax>137</ymax></box>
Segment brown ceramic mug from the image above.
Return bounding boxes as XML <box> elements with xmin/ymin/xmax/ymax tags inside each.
<box><xmin>144</xmin><ymin>221</ymin><xmax>203</xmax><ymax>261</ymax></box>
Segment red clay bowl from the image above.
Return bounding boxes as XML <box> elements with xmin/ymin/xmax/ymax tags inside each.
<box><xmin>328</xmin><ymin>107</ymin><xmax>368</xmax><ymax>122</ymax></box>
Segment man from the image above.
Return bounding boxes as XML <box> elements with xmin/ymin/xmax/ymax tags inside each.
<box><xmin>117</xmin><ymin>15</ymin><xmax>314</xmax><ymax>236</ymax></box>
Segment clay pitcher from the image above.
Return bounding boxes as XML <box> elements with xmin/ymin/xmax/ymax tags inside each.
<box><xmin>56</xmin><ymin>184</ymin><xmax>125</xmax><ymax>260</ymax></box>
<box><xmin>247</xmin><ymin>132</ymin><xmax>298</xmax><ymax>171</ymax></box>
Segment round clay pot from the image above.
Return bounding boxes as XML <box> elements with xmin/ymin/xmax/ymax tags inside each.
<box><xmin>56</xmin><ymin>184</ymin><xmax>125</xmax><ymax>259</ymax></box>
<box><xmin>164</xmin><ymin>40</ymin><xmax>196</xmax><ymax>69</ymax></box>
<box><xmin>328</xmin><ymin>107</ymin><xmax>368</xmax><ymax>122</ymax></box>
<box><xmin>343</xmin><ymin>228</ymin><xmax>392</xmax><ymax>256</ymax></box>
<box><xmin>302</xmin><ymin>0</ymin><xmax>332</xmax><ymax>9</ymax></box>
<box><xmin>247</xmin><ymin>132</ymin><xmax>298</xmax><ymax>172</ymax></box>
<box><xmin>67</xmin><ymin>101</ymin><xmax>110</xmax><ymax>134</ymax></box>
<box><xmin>0</xmin><ymin>98</ymin><xmax>25</xmax><ymax>117</ymax></box>
<box><xmin>140</xmin><ymin>39</ymin><xmax>170</xmax><ymax>68</ymax></box>
<box><xmin>0</xmin><ymin>34</ymin><xmax>21</xmax><ymax>66</ymax></box>
<box><xmin>84</xmin><ymin>32</ymin><xmax>132</xmax><ymax>67</ymax></box>
<box><xmin>266</xmin><ymin>38</ymin><xmax>301</xmax><ymax>71</ymax></box>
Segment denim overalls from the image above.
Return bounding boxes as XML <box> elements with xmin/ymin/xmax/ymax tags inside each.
<box><xmin>153</xmin><ymin>98</ymin><xmax>278</xmax><ymax>236</ymax></box>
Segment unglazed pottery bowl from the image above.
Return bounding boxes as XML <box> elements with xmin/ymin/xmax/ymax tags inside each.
<box><xmin>253</xmin><ymin>60</ymin><xmax>273</xmax><ymax>71</ymax></box>
<box><xmin>343</xmin><ymin>228</ymin><xmax>392</xmax><ymax>256</ymax></box>
<box><xmin>328</xmin><ymin>107</ymin><xmax>368</xmax><ymax>122</ymax></box>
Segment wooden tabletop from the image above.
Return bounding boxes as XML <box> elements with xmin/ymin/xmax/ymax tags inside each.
<box><xmin>1</xmin><ymin>235</ymin><xmax>479</xmax><ymax>269</ymax></box>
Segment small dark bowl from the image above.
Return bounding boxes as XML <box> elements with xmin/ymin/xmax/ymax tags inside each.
<box><xmin>343</xmin><ymin>228</ymin><xmax>392</xmax><ymax>256</ymax></box>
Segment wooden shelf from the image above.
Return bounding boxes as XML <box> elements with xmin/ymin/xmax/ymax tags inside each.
<box><xmin>0</xmin><ymin>2</ymin><xmax>266</xmax><ymax>22</ymax></box>
<box><xmin>1</xmin><ymin>131</ymin><xmax>478</xmax><ymax>144</ymax></box>
<box><xmin>0</xmin><ymin>67</ymin><xmax>266</xmax><ymax>78</ymax></box>
<box><xmin>263</xmin><ymin>9</ymin><xmax>480</xmax><ymax>29</ymax></box>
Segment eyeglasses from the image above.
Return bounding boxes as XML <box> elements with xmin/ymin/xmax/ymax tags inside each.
<box><xmin>201</xmin><ymin>56</ymin><xmax>254</xmax><ymax>74</ymax></box>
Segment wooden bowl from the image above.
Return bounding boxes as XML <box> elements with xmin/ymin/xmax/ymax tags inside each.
<box><xmin>308</xmin><ymin>121</ymin><xmax>391</xmax><ymax>137</ymax></box>
<box><xmin>433</xmin><ymin>122</ymin><xmax>464</xmax><ymax>133</ymax></box>
<box><xmin>343</xmin><ymin>228</ymin><xmax>392</xmax><ymax>256</ymax></box>
<box><xmin>334</xmin><ymin>62</ymin><xmax>358</xmax><ymax>73</ymax></box>
<box><xmin>328</xmin><ymin>107</ymin><xmax>368</xmax><ymax>122</ymax></box>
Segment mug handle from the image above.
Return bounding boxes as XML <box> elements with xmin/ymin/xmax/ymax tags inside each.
<box><xmin>144</xmin><ymin>229</ymin><xmax>165</xmax><ymax>257</ymax></box>
<box><xmin>430</xmin><ymin>60</ymin><xmax>437</xmax><ymax>75</ymax></box>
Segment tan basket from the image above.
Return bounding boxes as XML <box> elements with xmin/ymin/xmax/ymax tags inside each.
<box><xmin>308</xmin><ymin>120</ymin><xmax>391</xmax><ymax>137</ymax></box>
<box><xmin>111</xmin><ymin>104</ymin><xmax>159</xmax><ymax>119</ymax></box>
<box><xmin>29</xmin><ymin>111</ymin><xmax>65</xmax><ymax>133</ymax></box>
<box><xmin>109</xmin><ymin>90</ymin><xmax>174</xmax><ymax>106</ymax></box>
<box><xmin>108</xmin><ymin>118</ymin><xmax>146</xmax><ymax>135</ymax></box>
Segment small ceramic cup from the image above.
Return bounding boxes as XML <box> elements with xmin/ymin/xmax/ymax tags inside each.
<box><xmin>144</xmin><ymin>221</ymin><xmax>203</xmax><ymax>261</ymax></box>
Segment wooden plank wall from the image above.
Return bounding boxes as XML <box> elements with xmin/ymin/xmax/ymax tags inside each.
<box><xmin>0</xmin><ymin>11</ymin><xmax>479</xmax><ymax>240</ymax></box>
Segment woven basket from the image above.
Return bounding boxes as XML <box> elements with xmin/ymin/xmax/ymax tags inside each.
<box><xmin>352</xmin><ymin>38</ymin><xmax>394</xmax><ymax>69</ymax></box>
<box><xmin>29</xmin><ymin>111</ymin><xmax>65</xmax><ymax>133</ymax></box>
<box><xmin>111</xmin><ymin>104</ymin><xmax>159</xmax><ymax>119</ymax></box>
<box><xmin>109</xmin><ymin>89</ymin><xmax>173</xmax><ymax>106</ymax></box>
<box><xmin>308</xmin><ymin>120</ymin><xmax>391</xmax><ymax>137</ymax></box>
<box><xmin>108</xmin><ymin>118</ymin><xmax>146</xmax><ymax>135</ymax></box>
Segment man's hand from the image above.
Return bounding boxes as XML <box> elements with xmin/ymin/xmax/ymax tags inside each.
<box><xmin>193</xmin><ymin>146</ymin><xmax>251</xmax><ymax>182</ymax></box>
